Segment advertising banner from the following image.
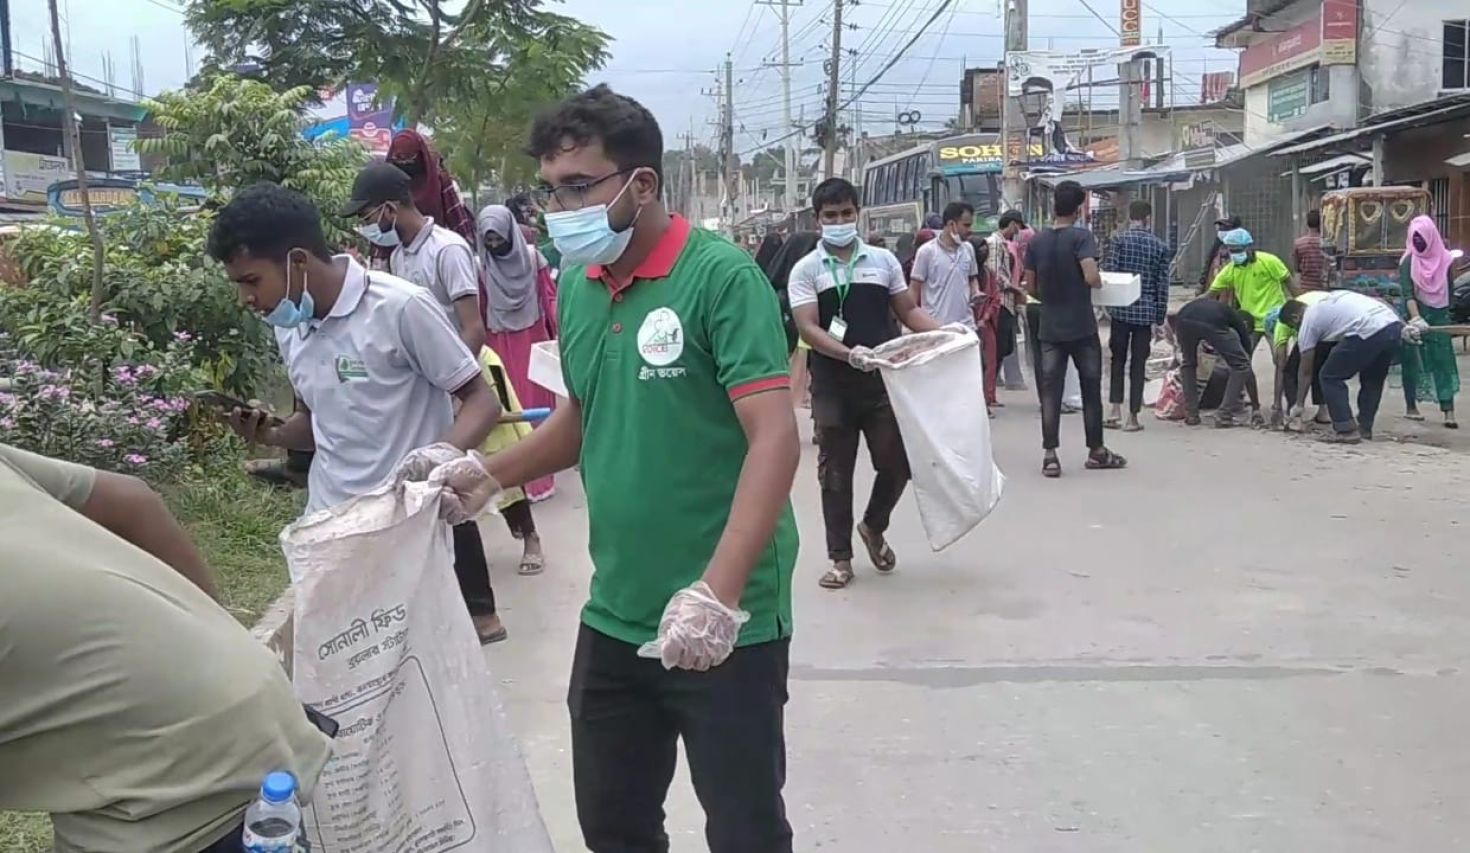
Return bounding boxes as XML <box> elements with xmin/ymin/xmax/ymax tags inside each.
<box><xmin>109</xmin><ymin>126</ymin><xmax>141</xmax><ymax>172</ymax></box>
<box><xmin>4</xmin><ymin>151</ymin><xmax>69</xmax><ymax>204</ymax></box>
<box><xmin>1321</xmin><ymin>0</ymin><xmax>1359</xmax><ymax>65</ymax></box>
<box><xmin>1120</xmin><ymin>0</ymin><xmax>1141</xmax><ymax>47</ymax></box>
<box><xmin>346</xmin><ymin>83</ymin><xmax>395</xmax><ymax>155</ymax></box>
<box><xmin>1239</xmin><ymin>14</ymin><xmax>1321</xmax><ymax>87</ymax></box>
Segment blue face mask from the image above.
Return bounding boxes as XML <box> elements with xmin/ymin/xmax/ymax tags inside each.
<box><xmin>263</xmin><ymin>254</ymin><xmax>316</xmax><ymax>328</ymax></box>
<box><xmin>821</xmin><ymin>222</ymin><xmax>859</xmax><ymax>247</ymax></box>
<box><xmin>545</xmin><ymin>171</ymin><xmax>644</xmax><ymax>266</ymax></box>
<box><xmin>357</xmin><ymin>205</ymin><xmax>400</xmax><ymax>248</ymax></box>
<box><xmin>1230</xmin><ymin>251</ymin><xmax>1249</xmax><ymax>265</ymax></box>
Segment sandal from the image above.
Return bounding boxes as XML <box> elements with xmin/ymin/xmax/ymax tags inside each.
<box><xmin>1085</xmin><ymin>448</ymin><xmax>1128</xmax><ymax>470</ymax></box>
<box><xmin>1103</xmin><ymin>416</ymin><xmax>1122</xmax><ymax>429</ymax></box>
<box><xmin>819</xmin><ymin>564</ymin><xmax>855</xmax><ymax>589</ymax></box>
<box><xmin>1042</xmin><ymin>455</ymin><xmax>1062</xmax><ymax>478</ymax></box>
<box><xmin>518</xmin><ymin>552</ymin><xmax>545</xmax><ymax>576</ymax></box>
<box><xmin>1406</xmin><ymin>410</ymin><xmax>1425</xmax><ymax>421</ymax></box>
<box><xmin>857</xmin><ymin>522</ymin><xmax>897</xmax><ymax>573</ymax></box>
<box><xmin>1121</xmin><ymin>421</ymin><xmax>1144</xmax><ymax>433</ymax></box>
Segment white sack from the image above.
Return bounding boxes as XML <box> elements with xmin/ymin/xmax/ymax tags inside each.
<box><xmin>282</xmin><ymin>480</ymin><xmax>552</xmax><ymax>853</ymax></box>
<box><xmin>868</xmin><ymin>329</ymin><xmax>1005</xmax><ymax>550</ymax></box>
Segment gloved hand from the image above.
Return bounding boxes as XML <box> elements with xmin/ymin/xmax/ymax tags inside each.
<box><xmin>1403</xmin><ymin>318</ymin><xmax>1427</xmax><ymax>345</ymax></box>
<box><xmin>427</xmin><ymin>450</ymin><xmax>502</xmax><ymax>525</ymax></box>
<box><xmin>394</xmin><ymin>442</ymin><xmax>466</xmax><ymax>484</ymax></box>
<box><xmin>636</xmin><ymin>580</ymin><xmax>750</xmax><ymax>671</ymax></box>
<box><xmin>847</xmin><ymin>346</ymin><xmax>880</xmax><ymax>372</ymax></box>
<box><xmin>939</xmin><ymin>322</ymin><xmax>974</xmax><ymax>336</ymax></box>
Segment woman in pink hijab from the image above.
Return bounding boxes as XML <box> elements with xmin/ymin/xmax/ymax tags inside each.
<box><xmin>1400</xmin><ymin>215</ymin><xmax>1459</xmax><ymax>427</ymax></box>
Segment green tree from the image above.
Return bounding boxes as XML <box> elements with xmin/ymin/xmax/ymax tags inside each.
<box><xmin>136</xmin><ymin>76</ymin><xmax>366</xmax><ymax>244</ymax></box>
<box><xmin>184</xmin><ymin>0</ymin><xmax>606</xmax><ymax>125</ymax></box>
<box><xmin>430</xmin><ymin>15</ymin><xmax>609</xmax><ymax>209</ymax></box>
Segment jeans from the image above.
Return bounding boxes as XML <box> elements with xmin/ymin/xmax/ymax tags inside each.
<box><xmin>1177</xmin><ymin>318</ymin><xmax>1252</xmax><ymax>420</ymax></box>
<box><xmin>1282</xmin><ymin>341</ymin><xmax>1332</xmax><ymax>408</ymax></box>
<box><xmin>1026</xmin><ymin>304</ymin><xmax>1045</xmax><ymax>406</ymax></box>
<box><xmin>569</xmin><ymin>625</ymin><xmax>793</xmax><ymax>853</ymax></box>
<box><xmin>451</xmin><ymin>521</ymin><xmax>495</xmax><ymax>616</ymax></box>
<box><xmin>1319</xmin><ymin>324</ymin><xmax>1403</xmax><ymax>434</ymax></box>
<box><xmin>813</xmin><ymin>381</ymin><xmax>911</xmax><ymax>561</ymax></box>
<box><xmin>1108</xmin><ymin>321</ymin><xmax>1152</xmax><ymax>414</ymax></box>
<box><xmin>1040</xmin><ymin>334</ymin><xmax>1104</xmax><ymax>451</ymax></box>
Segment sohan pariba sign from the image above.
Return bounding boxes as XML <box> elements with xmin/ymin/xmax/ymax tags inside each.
<box><xmin>1120</xmin><ymin>0</ymin><xmax>1141</xmax><ymax>48</ymax></box>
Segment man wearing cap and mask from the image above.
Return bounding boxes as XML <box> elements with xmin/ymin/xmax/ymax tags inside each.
<box><xmin>343</xmin><ymin>160</ymin><xmax>486</xmax><ymax>357</ymax></box>
<box><xmin>471</xmin><ymin>84</ymin><xmax>802</xmax><ymax>852</ymax></box>
<box><xmin>1197</xmin><ymin>215</ymin><xmax>1241</xmax><ymax>293</ymax></box>
<box><xmin>1207</xmin><ymin>227</ymin><xmax>1291</xmax><ymax>425</ymax></box>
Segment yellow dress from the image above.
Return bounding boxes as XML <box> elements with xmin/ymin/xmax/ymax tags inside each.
<box><xmin>478</xmin><ymin>347</ymin><xmax>530</xmax><ymax>508</ymax></box>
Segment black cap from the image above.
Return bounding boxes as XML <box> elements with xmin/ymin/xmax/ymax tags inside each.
<box><xmin>1214</xmin><ymin>215</ymin><xmax>1241</xmax><ymax>229</ymax></box>
<box><xmin>340</xmin><ymin>161</ymin><xmax>412</xmax><ymax>217</ymax></box>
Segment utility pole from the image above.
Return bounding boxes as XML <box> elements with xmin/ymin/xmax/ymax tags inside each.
<box><xmin>722</xmin><ymin>54</ymin><xmax>736</xmax><ymax>237</ymax></box>
<box><xmin>1000</xmin><ymin>0</ymin><xmax>1028</xmax><ymax>208</ymax></box>
<box><xmin>759</xmin><ymin>0</ymin><xmax>802</xmax><ymax>213</ymax></box>
<box><xmin>47</xmin><ymin>0</ymin><xmax>104</xmax><ymax>320</ymax></box>
<box><xmin>823</xmin><ymin>0</ymin><xmax>842</xmax><ymax>179</ymax></box>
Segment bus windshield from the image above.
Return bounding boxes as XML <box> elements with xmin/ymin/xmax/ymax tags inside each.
<box><xmin>943</xmin><ymin>174</ymin><xmax>1002</xmax><ymax>218</ymax></box>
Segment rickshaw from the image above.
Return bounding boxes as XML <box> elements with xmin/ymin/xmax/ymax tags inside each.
<box><xmin>1318</xmin><ymin>186</ymin><xmax>1429</xmax><ymax>300</ymax></box>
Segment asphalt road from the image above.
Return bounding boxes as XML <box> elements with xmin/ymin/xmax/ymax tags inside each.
<box><xmin>482</xmin><ymin>380</ymin><xmax>1470</xmax><ymax>852</ymax></box>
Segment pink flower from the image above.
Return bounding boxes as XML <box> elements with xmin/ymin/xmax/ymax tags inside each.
<box><xmin>96</xmin><ymin>438</ymin><xmax>115</xmax><ymax>448</ymax></box>
<box><xmin>126</xmin><ymin>415</ymin><xmax>141</xmax><ymax>426</ymax></box>
<box><xmin>145</xmin><ymin>417</ymin><xmax>163</xmax><ymax>430</ymax></box>
<box><xmin>0</xmin><ymin>417</ymin><xmax>13</xmax><ymax>430</ymax></box>
<box><xmin>112</xmin><ymin>366</ymin><xmax>137</xmax><ymax>386</ymax></box>
<box><xmin>134</xmin><ymin>365</ymin><xmax>158</xmax><ymax>379</ymax></box>
<box><xmin>173</xmin><ymin>330</ymin><xmax>193</xmax><ymax>343</ymax></box>
<box><xmin>124</xmin><ymin>453</ymin><xmax>148</xmax><ymax>465</ymax></box>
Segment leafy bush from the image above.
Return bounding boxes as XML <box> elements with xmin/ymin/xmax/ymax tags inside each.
<box><xmin>1</xmin><ymin>197</ymin><xmax>277</xmax><ymax>397</ymax></box>
<box><xmin>0</xmin><ymin>327</ymin><xmax>213</xmax><ymax>482</ymax></box>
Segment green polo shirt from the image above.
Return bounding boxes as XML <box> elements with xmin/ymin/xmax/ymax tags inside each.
<box><xmin>1209</xmin><ymin>250</ymin><xmax>1290</xmax><ymax>331</ymax></box>
<box><xmin>559</xmin><ymin>214</ymin><xmax>799</xmax><ymax>648</ymax></box>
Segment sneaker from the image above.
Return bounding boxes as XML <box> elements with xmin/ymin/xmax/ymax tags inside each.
<box><xmin>1319</xmin><ymin>430</ymin><xmax>1362</xmax><ymax>445</ymax></box>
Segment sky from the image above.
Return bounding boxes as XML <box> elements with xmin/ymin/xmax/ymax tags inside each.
<box><xmin>23</xmin><ymin>0</ymin><xmax>1243</xmax><ymax>158</ymax></box>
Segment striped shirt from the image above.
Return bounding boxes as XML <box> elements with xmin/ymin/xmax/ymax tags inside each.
<box><xmin>1292</xmin><ymin>232</ymin><xmax>1328</xmax><ymax>291</ymax></box>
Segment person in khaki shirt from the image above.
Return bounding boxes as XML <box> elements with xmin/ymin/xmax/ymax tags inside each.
<box><xmin>0</xmin><ymin>443</ymin><xmax>332</xmax><ymax>852</ymax></box>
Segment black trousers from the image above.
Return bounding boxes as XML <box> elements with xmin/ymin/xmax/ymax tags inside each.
<box><xmin>812</xmin><ymin>380</ymin><xmax>911</xmax><ymax>561</ymax></box>
<box><xmin>568</xmin><ymin>625</ymin><xmax>793</xmax><ymax>853</ymax></box>
<box><xmin>1108</xmin><ymin>321</ymin><xmax>1152</xmax><ymax>414</ymax></box>
<box><xmin>1320</xmin><ymin>324</ymin><xmax>1402</xmax><ymax>434</ymax></box>
<box><xmin>502</xmin><ymin>498</ymin><xmax>537</xmax><ymax>539</ymax></box>
<box><xmin>451</xmin><ymin>521</ymin><xmax>495</xmax><ymax>616</ymax></box>
<box><xmin>1026</xmin><ymin>304</ymin><xmax>1045</xmax><ymax>406</ymax></box>
<box><xmin>1282</xmin><ymin>341</ymin><xmax>1332</xmax><ymax>407</ymax></box>
<box><xmin>1040</xmin><ymin>333</ymin><xmax>1105</xmax><ymax>451</ymax></box>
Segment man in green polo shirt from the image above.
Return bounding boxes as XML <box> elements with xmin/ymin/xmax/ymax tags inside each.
<box><xmin>1209</xmin><ymin>228</ymin><xmax>1291</xmax><ymax>424</ymax></box>
<box><xmin>480</xmin><ymin>84</ymin><xmax>801</xmax><ymax>853</ymax></box>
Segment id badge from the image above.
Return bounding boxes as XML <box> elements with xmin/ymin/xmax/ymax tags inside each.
<box><xmin>827</xmin><ymin>316</ymin><xmax>849</xmax><ymax>342</ymax></box>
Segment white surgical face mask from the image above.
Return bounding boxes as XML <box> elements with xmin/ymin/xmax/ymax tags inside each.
<box><xmin>544</xmin><ymin>171</ymin><xmax>645</xmax><ymax>266</ymax></box>
<box><xmin>821</xmin><ymin>222</ymin><xmax>858</xmax><ymax>247</ymax></box>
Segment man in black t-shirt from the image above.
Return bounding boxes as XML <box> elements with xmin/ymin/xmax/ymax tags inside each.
<box><xmin>1023</xmin><ymin>181</ymin><xmax>1125</xmax><ymax>477</ymax></box>
<box><xmin>1174</xmin><ymin>296</ymin><xmax>1260</xmax><ymax>427</ymax></box>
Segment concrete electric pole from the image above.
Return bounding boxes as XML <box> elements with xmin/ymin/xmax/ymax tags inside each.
<box><xmin>759</xmin><ymin>0</ymin><xmax>802</xmax><ymax>213</ymax></box>
<box><xmin>723</xmin><ymin>54</ymin><xmax>737</xmax><ymax>235</ymax></box>
<box><xmin>823</xmin><ymin>0</ymin><xmax>842</xmax><ymax>180</ymax></box>
<box><xmin>1000</xmin><ymin>0</ymin><xmax>1027</xmax><ymax>208</ymax></box>
<box><xmin>47</xmin><ymin>0</ymin><xmax>105</xmax><ymax>320</ymax></box>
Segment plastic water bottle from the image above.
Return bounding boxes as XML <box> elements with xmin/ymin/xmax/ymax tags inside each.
<box><xmin>241</xmin><ymin>771</ymin><xmax>302</xmax><ymax>852</ymax></box>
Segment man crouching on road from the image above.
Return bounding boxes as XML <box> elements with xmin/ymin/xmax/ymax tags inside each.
<box><xmin>208</xmin><ymin>182</ymin><xmax>504</xmax><ymax>643</ymax></box>
<box><xmin>469</xmin><ymin>84</ymin><xmax>802</xmax><ymax>853</ymax></box>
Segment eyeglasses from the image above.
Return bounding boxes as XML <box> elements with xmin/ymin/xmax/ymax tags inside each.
<box><xmin>532</xmin><ymin>168</ymin><xmax>635</xmax><ymax>211</ymax></box>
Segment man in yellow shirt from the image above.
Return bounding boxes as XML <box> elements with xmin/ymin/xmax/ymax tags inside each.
<box><xmin>1209</xmin><ymin>228</ymin><xmax>1292</xmax><ymax>424</ymax></box>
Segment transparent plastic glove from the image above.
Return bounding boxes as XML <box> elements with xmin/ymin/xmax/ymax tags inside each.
<box><xmin>394</xmin><ymin>442</ymin><xmax>465</xmax><ymax>484</ymax></box>
<box><xmin>939</xmin><ymin>322</ymin><xmax>973</xmax><ymax>336</ymax></box>
<box><xmin>636</xmin><ymin>580</ymin><xmax>750</xmax><ymax>671</ymax></box>
<box><xmin>847</xmin><ymin>346</ymin><xmax>880</xmax><ymax>372</ymax></box>
<box><xmin>1402</xmin><ymin>320</ymin><xmax>1426</xmax><ymax>345</ymax></box>
<box><xmin>427</xmin><ymin>450</ymin><xmax>502</xmax><ymax>525</ymax></box>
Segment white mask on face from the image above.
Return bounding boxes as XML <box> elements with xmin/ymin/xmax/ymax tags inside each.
<box><xmin>821</xmin><ymin>222</ymin><xmax>859</xmax><ymax>247</ymax></box>
<box><xmin>544</xmin><ymin>170</ymin><xmax>647</xmax><ymax>267</ymax></box>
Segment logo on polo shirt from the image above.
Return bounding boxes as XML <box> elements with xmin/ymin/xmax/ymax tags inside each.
<box><xmin>637</xmin><ymin>307</ymin><xmax>684</xmax><ymax>367</ymax></box>
<box><xmin>334</xmin><ymin>355</ymin><xmax>368</xmax><ymax>383</ymax></box>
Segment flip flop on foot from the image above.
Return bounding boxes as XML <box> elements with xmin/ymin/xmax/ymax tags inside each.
<box><xmin>1042</xmin><ymin>454</ymin><xmax>1062</xmax><ymax>478</ymax></box>
<box><xmin>518</xmin><ymin>552</ymin><xmax>545</xmax><ymax>576</ymax></box>
<box><xmin>819</xmin><ymin>562</ymin><xmax>855</xmax><ymax>589</ymax></box>
<box><xmin>1085</xmin><ymin>448</ymin><xmax>1128</xmax><ymax>470</ymax></box>
<box><xmin>857</xmin><ymin>522</ymin><xmax>897</xmax><ymax>573</ymax></box>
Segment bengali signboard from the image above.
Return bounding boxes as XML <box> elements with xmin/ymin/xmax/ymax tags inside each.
<box><xmin>1239</xmin><ymin>14</ymin><xmax>1321</xmax><ymax>88</ymax></box>
<box><xmin>4</xmin><ymin>151</ymin><xmax>69</xmax><ymax>204</ymax></box>
<box><xmin>1320</xmin><ymin>0</ymin><xmax>1358</xmax><ymax>65</ymax></box>
<box><xmin>936</xmin><ymin>136</ymin><xmax>1044</xmax><ymax>174</ymax></box>
<box><xmin>346</xmin><ymin>83</ymin><xmax>395</xmax><ymax>155</ymax></box>
<box><xmin>109</xmin><ymin>126</ymin><xmax>141</xmax><ymax>172</ymax></box>
<box><xmin>1267</xmin><ymin>72</ymin><xmax>1311</xmax><ymax>123</ymax></box>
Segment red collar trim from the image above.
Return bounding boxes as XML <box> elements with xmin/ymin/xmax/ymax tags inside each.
<box><xmin>589</xmin><ymin>215</ymin><xmax>692</xmax><ymax>294</ymax></box>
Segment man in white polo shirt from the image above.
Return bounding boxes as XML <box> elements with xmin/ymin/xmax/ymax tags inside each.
<box><xmin>209</xmin><ymin>182</ymin><xmax>508</xmax><ymax>643</ymax></box>
<box><xmin>789</xmin><ymin>177</ymin><xmax>942</xmax><ymax>591</ymax></box>
<box><xmin>342</xmin><ymin>161</ymin><xmax>487</xmax><ymax>356</ymax></box>
<box><xmin>1280</xmin><ymin>289</ymin><xmax>1404</xmax><ymax>444</ymax></box>
<box><xmin>908</xmin><ymin>200</ymin><xmax>979</xmax><ymax>329</ymax></box>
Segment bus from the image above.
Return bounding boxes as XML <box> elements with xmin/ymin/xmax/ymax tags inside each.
<box><xmin>859</xmin><ymin>133</ymin><xmax>1040</xmax><ymax>248</ymax></box>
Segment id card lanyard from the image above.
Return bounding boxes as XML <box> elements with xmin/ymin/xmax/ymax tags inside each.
<box><xmin>823</xmin><ymin>253</ymin><xmax>860</xmax><ymax>341</ymax></box>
